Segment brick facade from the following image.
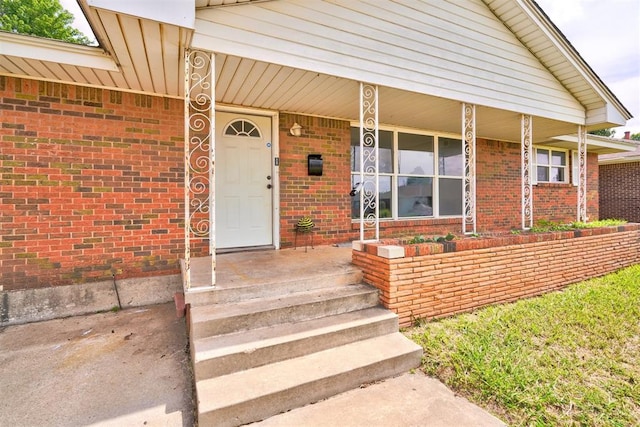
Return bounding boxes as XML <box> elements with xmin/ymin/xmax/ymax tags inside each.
<box><xmin>353</xmin><ymin>224</ymin><xmax>640</xmax><ymax>327</ymax></box>
<box><xmin>1</xmin><ymin>77</ymin><xmax>189</xmax><ymax>290</ymax></box>
<box><xmin>599</xmin><ymin>162</ymin><xmax>640</xmax><ymax>222</ymax></box>
<box><xmin>1</xmin><ymin>75</ymin><xmax>604</xmax><ymax>290</ymax></box>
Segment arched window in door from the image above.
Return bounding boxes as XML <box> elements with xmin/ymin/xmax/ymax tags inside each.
<box><xmin>223</xmin><ymin>119</ymin><xmax>262</xmax><ymax>138</ymax></box>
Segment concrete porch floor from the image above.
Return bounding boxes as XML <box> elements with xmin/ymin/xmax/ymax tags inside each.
<box><xmin>186</xmin><ymin>244</ymin><xmax>357</xmax><ymax>291</ymax></box>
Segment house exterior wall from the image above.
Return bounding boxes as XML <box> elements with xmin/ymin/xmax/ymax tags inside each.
<box><xmin>1</xmin><ymin>75</ymin><xmax>601</xmax><ymax>291</ymax></box>
<box><xmin>599</xmin><ymin>162</ymin><xmax>640</xmax><ymax>222</ymax></box>
<box><xmin>0</xmin><ymin>76</ymin><xmax>192</xmax><ymax>291</ymax></box>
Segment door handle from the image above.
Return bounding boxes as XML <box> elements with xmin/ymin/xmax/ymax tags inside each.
<box><xmin>267</xmin><ymin>184</ymin><xmax>273</xmax><ymax>189</ymax></box>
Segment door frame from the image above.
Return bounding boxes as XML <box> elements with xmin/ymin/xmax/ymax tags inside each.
<box><xmin>216</xmin><ymin>105</ymin><xmax>280</xmax><ymax>249</ymax></box>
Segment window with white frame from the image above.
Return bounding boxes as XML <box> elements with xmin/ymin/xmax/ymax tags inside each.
<box><xmin>535</xmin><ymin>147</ymin><xmax>568</xmax><ymax>183</ymax></box>
<box><xmin>350</xmin><ymin>127</ymin><xmax>463</xmax><ymax>219</ymax></box>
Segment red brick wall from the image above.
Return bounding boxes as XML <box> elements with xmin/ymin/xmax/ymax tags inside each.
<box><xmin>476</xmin><ymin>138</ymin><xmax>599</xmax><ymax>230</ymax></box>
<box><xmin>0</xmin><ymin>74</ymin><xmax>606</xmax><ymax>290</ymax></box>
<box><xmin>534</xmin><ymin>153</ymin><xmax>599</xmax><ymax>222</ymax></box>
<box><xmin>476</xmin><ymin>139</ymin><xmax>521</xmax><ymax>230</ymax></box>
<box><xmin>278</xmin><ymin>114</ymin><xmax>354</xmax><ymax>247</ymax></box>
<box><xmin>353</xmin><ymin>224</ymin><xmax>640</xmax><ymax>327</ymax></box>
<box><xmin>0</xmin><ymin>76</ymin><xmax>189</xmax><ymax>290</ymax></box>
<box><xmin>599</xmin><ymin>162</ymin><xmax>640</xmax><ymax>222</ymax></box>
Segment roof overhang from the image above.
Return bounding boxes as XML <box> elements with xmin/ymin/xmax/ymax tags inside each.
<box><xmin>486</xmin><ymin>0</ymin><xmax>632</xmax><ymax>129</ymax></box>
<box><xmin>0</xmin><ymin>31</ymin><xmax>117</xmax><ymax>71</ymax></box>
<box><xmin>544</xmin><ymin>134</ymin><xmax>639</xmax><ymax>155</ymax></box>
<box><xmin>0</xmin><ymin>0</ymin><xmax>633</xmax><ymax>140</ymax></box>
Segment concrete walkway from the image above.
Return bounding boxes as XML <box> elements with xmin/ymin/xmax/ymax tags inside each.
<box><xmin>0</xmin><ymin>301</ymin><xmax>506</xmax><ymax>427</ymax></box>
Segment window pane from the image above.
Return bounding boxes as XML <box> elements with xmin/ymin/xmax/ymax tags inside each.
<box><xmin>551</xmin><ymin>151</ymin><xmax>566</xmax><ymax>166</ymax></box>
<box><xmin>398</xmin><ymin>133</ymin><xmax>434</xmax><ymax>175</ymax></box>
<box><xmin>551</xmin><ymin>167</ymin><xmax>565</xmax><ymax>182</ymax></box>
<box><xmin>398</xmin><ymin>176</ymin><xmax>433</xmax><ymax>217</ymax></box>
<box><xmin>537</xmin><ymin>166</ymin><xmax>549</xmax><ymax>182</ymax></box>
<box><xmin>438</xmin><ymin>138</ymin><xmax>463</xmax><ymax>176</ymax></box>
<box><xmin>536</xmin><ymin>149</ymin><xmax>549</xmax><ymax>165</ymax></box>
<box><xmin>351</xmin><ymin>175</ymin><xmax>393</xmax><ymax>218</ymax></box>
<box><xmin>439</xmin><ymin>178</ymin><xmax>462</xmax><ymax>216</ymax></box>
<box><xmin>350</xmin><ymin>128</ymin><xmax>393</xmax><ymax>173</ymax></box>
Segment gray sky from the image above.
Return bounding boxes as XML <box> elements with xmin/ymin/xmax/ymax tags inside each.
<box><xmin>61</xmin><ymin>0</ymin><xmax>640</xmax><ymax>136</ymax></box>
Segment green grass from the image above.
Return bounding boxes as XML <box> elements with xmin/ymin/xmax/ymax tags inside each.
<box><xmin>407</xmin><ymin>264</ymin><xmax>640</xmax><ymax>426</ymax></box>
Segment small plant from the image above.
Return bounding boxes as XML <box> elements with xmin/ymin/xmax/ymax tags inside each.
<box><xmin>510</xmin><ymin>229</ymin><xmax>521</xmax><ymax>235</ymax></box>
<box><xmin>408</xmin><ymin>235</ymin><xmax>429</xmax><ymax>244</ymax></box>
<box><xmin>445</xmin><ymin>232</ymin><xmax>456</xmax><ymax>241</ymax></box>
<box><xmin>571</xmin><ymin>218</ymin><xmax>626</xmax><ymax>229</ymax></box>
<box><xmin>410</xmin><ymin>312</ymin><xmax>429</xmax><ymax>327</ymax></box>
<box><xmin>470</xmin><ymin>232</ymin><xmax>481</xmax><ymax>238</ymax></box>
<box><xmin>530</xmin><ymin>219</ymin><xmax>572</xmax><ymax>233</ymax></box>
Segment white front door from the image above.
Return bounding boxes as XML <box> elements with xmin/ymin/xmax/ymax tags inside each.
<box><xmin>216</xmin><ymin>112</ymin><xmax>273</xmax><ymax>249</ymax></box>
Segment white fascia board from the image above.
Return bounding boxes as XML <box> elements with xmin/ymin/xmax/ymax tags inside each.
<box><xmin>87</xmin><ymin>0</ymin><xmax>195</xmax><ymax>29</ymax></box>
<box><xmin>0</xmin><ymin>32</ymin><xmax>118</xmax><ymax>71</ymax></box>
<box><xmin>599</xmin><ymin>156</ymin><xmax>640</xmax><ymax>164</ymax></box>
<box><xmin>551</xmin><ymin>134</ymin><xmax>638</xmax><ymax>153</ymax></box>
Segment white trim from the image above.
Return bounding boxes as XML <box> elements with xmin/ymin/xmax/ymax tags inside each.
<box><xmin>571</xmin><ymin>150</ymin><xmax>579</xmax><ymax>186</ymax></box>
<box><xmin>216</xmin><ymin>105</ymin><xmax>280</xmax><ymax>249</ymax></box>
<box><xmin>0</xmin><ymin>32</ymin><xmax>118</xmax><ymax>71</ymax></box>
<box><xmin>533</xmin><ymin>146</ymin><xmax>570</xmax><ymax>184</ymax></box>
<box><xmin>350</xmin><ymin>126</ymin><xmax>464</xmax><ymax>222</ymax></box>
<box><xmin>86</xmin><ymin>0</ymin><xmax>196</xmax><ymax>29</ymax></box>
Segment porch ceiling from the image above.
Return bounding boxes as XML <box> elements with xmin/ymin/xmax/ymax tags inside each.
<box><xmin>215</xmin><ymin>53</ymin><xmax>584</xmax><ymax>144</ymax></box>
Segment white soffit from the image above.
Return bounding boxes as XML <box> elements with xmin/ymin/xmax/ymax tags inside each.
<box><xmin>215</xmin><ymin>53</ymin><xmax>581</xmax><ymax>143</ymax></box>
<box><xmin>84</xmin><ymin>6</ymin><xmax>191</xmax><ymax>96</ymax></box>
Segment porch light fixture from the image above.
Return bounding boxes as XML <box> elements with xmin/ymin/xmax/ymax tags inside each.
<box><xmin>290</xmin><ymin>122</ymin><xmax>302</xmax><ymax>137</ymax></box>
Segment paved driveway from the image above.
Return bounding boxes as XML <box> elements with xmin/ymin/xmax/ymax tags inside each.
<box><xmin>0</xmin><ymin>303</ymin><xmax>194</xmax><ymax>426</ymax></box>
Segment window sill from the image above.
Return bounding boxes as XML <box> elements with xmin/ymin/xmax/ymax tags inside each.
<box><xmin>534</xmin><ymin>182</ymin><xmax>571</xmax><ymax>187</ymax></box>
<box><xmin>350</xmin><ymin>216</ymin><xmax>462</xmax><ymax>230</ymax></box>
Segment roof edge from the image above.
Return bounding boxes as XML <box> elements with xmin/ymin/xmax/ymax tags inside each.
<box><xmin>521</xmin><ymin>0</ymin><xmax>633</xmax><ymax>121</ymax></box>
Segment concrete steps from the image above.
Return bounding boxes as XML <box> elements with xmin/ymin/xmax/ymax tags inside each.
<box><xmin>196</xmin><ymin>333</ymin><xmax>422</xmax><ymax>427</ymax></box>
<box><xmin>188</xmin><ymin>268</ymin><xmax>422</xmax><ymax>426</ymax></box>
<box><xmin>192</xmin><ymin>306</ymin><xmax>399</xmax><ymax>380</ymax></box>
<box><xmin>190</xmin><ymin>284</ymin><xmax>379</xmax><ymax>339</ymax></box>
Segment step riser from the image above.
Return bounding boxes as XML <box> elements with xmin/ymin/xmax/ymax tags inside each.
<box><xmin>198</xmin><ymin>349</ymin><xmax>422</xmax><ymax>427</ymax></box>
<box><xmin>191</xmin><ymin>291</ymin><xmax>380</xmax><ymax>339</ymax></box>
<box><xmin>194</xmin><ymin>315</ymin><xmax>399</xmax><ymax>381</ymax></box>
<box><xmin>186</xmin><ymin>270</ymin><xmax>363</xmax><ymax>306</ymax></box>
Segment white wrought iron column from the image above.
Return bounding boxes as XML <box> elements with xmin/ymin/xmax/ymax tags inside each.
<box><xmin>521</xmin><ymin>114</ymin><xmax>533</xmax><ymax>229</ymax></box>
<box><xmin>359</xmin><ymin>83</ymin><xmax>379</xmax><ymax>242</ymax></box>
<box><xmin>577</xmin><ymin>125</ymin><xmax>588</xmax><ymax>222</ymax></box>
<box><xmin>184</xmin><ymin>49</ymin><xmax>216</xmax><ymax>290</ymax></box>
<box><xmin>462</xmin><ymin>103</ymin><xmax>476</xmax><ymax>235</ymax></box>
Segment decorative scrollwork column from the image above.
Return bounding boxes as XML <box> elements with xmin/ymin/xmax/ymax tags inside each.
<box><xmin>462</xmin><ymin>103</ymin><xmax>476</xmax><ymax>235</ymax></box>
<box><xmin>521</xmin><ymin>114</ymin><xmax>533</xmax><ymax>229</ymax></box>
<box><xmin>184</xmin><ymin>49</ymin><xmax>215</xmax><ymax>290</ymax></box>
<box><xmin>577</xmin><ymin>125</ymin><xmax>588</xmax><ymax>222</ymax></box>
<box><xmin>359</xmin><ymin>82</ymin><xmax>379</xmax><ymax>242</ymax></box>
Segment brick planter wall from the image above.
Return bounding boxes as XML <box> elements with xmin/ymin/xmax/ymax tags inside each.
<box><xmin>352</xmin><ymin>224</ymin><xmax>640</xmax><ymax>327</ymax></box>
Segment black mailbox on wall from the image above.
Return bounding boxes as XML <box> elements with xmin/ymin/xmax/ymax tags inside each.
<box><xmin>308</xmin><ymin>154</ymin><xmax>323</xmax><ymax>176</ymax></box>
